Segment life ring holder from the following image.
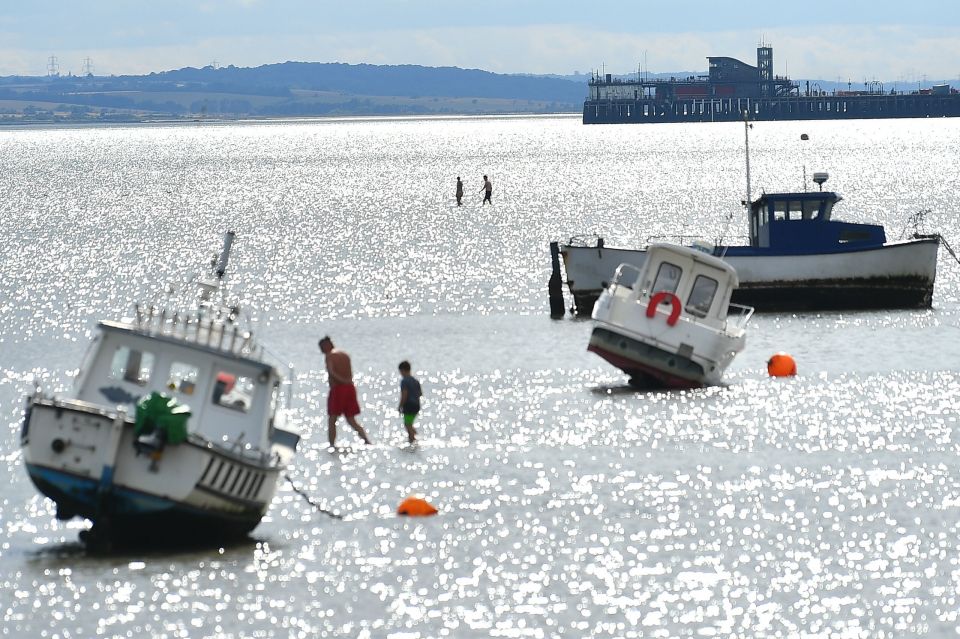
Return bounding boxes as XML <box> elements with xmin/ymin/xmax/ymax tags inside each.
<box><xmin>646</xmin><ymin>291</ymin><xmax>682</xmax><ymax>326</ymax></box>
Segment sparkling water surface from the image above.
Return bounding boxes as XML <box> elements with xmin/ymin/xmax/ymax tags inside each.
<box><xmin>2</xmin><ymin>115</ymin><xmax>960</xmax><ymax>637</ymax></box>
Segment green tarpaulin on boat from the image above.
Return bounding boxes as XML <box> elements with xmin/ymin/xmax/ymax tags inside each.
<box><xmin>134</xmin><ymin>392</ymin><xmax>191</xmax><ymax>445</ymax></box>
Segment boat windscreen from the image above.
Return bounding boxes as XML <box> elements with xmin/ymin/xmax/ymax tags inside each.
<box><xmin>686</xmin><ymin>275</ymin><xmax>719</xmax><ymax>317</ymax></box>
<box><xmin>652</xmin><ymin>261</ymin><xmax>682</xmax><ymax>294</ymax></box>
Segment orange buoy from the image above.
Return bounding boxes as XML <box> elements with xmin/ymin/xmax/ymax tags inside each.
<box><xmin>397</xmin><ymin>496</ymin><xmax>438</xmax><ymax>517</ymax></box>
<box><xmin>767</xmin><ymin>352</ymin><xmax>797</xmax><ymax>377</ymax></box>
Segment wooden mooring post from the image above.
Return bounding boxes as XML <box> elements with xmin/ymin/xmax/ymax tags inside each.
<box><xmin>548</xmin><ymin>242</ymin><xmax>566</xmax><ymax>318</ymax></box>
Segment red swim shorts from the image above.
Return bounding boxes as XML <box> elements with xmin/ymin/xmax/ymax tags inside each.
<box><xmin>328</xmin><ymin>383</ymin><xmax>361</xmax><ymax>417</ymax></box>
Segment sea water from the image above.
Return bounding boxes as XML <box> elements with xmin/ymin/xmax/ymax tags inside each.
<box><xmin>2</xmin><ymin>115</ymin><xmax>960</xmax><ymax>637</ymax></box>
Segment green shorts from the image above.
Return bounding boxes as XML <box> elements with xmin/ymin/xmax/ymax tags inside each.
<box><xmin>403</xmin><ymin>412</ymin><xmax>418</xmax><ymax>427</ymax></box>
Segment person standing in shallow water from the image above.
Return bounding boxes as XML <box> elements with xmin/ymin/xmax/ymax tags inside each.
<box><xmin>455</xmin><ymin>177</ymin><xmax>464</xmax><ymax>206</ymax></box>
<box><xmin>480</xmin><ymin>175</ymin><xmax>493</xmax><ymax>205</ymax></box>
<box><xmin>397</xmin><ymin>360</ymin><xmax>423</xmax><ymax>443</ymax></box>
<box><xmin>318</xmin><ymin>336</ymin><xmax>371</xmax><ymax>447</ymax></box>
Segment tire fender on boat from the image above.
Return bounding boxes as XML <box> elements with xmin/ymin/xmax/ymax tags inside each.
<box><xmin>646</xmin><ymin>292</ymin><xmax>682</xmax><ymax>326</ymax></box>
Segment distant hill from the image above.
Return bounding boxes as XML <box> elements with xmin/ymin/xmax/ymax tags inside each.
<box><xmin>156</xmin><ymin>62</ymin><xmax>587</xmax><ymax>101</ymax></box>
<box><xmin>0</xmin><ymin>61</ymin><xmax>589</xmax><ymax>123</ymax></box>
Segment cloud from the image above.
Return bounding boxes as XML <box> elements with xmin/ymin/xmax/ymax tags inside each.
<box><xmin>2</xmin><ymin>23</ymin><xmax>959</xmax><ymax>81</ymax></box>
<box><xmin>304</xmin><ymin>24</ymin><xmax>960</xmax><ymax>80</ymax></box>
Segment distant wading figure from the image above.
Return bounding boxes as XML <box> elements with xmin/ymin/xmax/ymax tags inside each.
<box><xmin>318</xmin><ymin>336</ymin><xmax>372</xmax><ymax>447</ymax></box>
<box><xmin>480</xmin><ymin>175</ymin><xmax>493</xmax><ymax>205</ymax></box>
<box><xmin>456</xmin><ymin>176</ymin><xmax>464</xmax><ymax>206</ymax></box>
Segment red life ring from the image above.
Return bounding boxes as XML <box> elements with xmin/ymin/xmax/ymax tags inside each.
<box><xmin>646</xmin><ymin>291</ymin><xmax>682</xmax><ymax>326</ymax></box>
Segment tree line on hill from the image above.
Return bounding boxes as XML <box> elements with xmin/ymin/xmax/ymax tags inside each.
<box><xmin>0</xmin><ymin>62</ymin><xmax>588</xmax><ymax>120</ymax></box>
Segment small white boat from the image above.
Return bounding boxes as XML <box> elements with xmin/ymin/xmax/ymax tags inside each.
<box><xmin>21</xmin><ymin>232</ymin><xmax>299</xmax><ymax>548</ymax></box>
<box><xmin>589</xmin><ymin>243</ymin><xmax>753</xmax><ymax>389</ymax></box>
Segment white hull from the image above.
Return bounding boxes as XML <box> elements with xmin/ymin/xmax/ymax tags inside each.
<box><xmin>590</xmin><ymin>302</ymin><xmax>747</xmax><ymax>388</ymax></box>
<box><xmin>562</xmin><ymin>238</ymin><xmax>939</xmax><ymax>313</ymax></box>
<box><xmin>22</xmin><ymin>398</ymin><xmax>286</xmax><ymax>543</ymax></box>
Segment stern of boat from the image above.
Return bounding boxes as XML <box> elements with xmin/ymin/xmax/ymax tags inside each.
<box><xmin>22</xmin><ymin>394</ymin><xmax>283</xmax><ymax>543</ymax></box>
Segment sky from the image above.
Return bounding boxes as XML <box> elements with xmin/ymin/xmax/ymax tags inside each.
<box><xmin>2</xmin><ymin>0</ymin><xmax>959</xmax><ymax>82</ymax></box>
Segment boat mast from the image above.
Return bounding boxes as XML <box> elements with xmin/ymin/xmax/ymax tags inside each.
<box><xmin>216</xmin><ymin>230</ymin><xmax>235</xmax><ymax>279</ymax></box>
<box><xmin>200</xmin><ymin>230</ymin><xmax>236</xmax><ymax>304</ymax></box>
<box><xmin>743</xmin><ymin>110</ymin><xmax>752</xmax><ymax>207</ymax></box>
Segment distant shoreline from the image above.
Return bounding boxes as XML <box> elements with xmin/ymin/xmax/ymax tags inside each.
<box><xmin>0</xmin><ymin>111</ymin><xmax>584</xmax><ymax>129</ymax></box>
<box><xmin>0</xmin><ymin>62</ymin><xmax>586</xmax><ymax>124</ymax></box>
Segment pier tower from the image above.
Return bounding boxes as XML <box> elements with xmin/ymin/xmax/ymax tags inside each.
<box><xmin>757</xmin><ymin>45</ymin><xmax>773</xmax><ymax>97</ymax></box>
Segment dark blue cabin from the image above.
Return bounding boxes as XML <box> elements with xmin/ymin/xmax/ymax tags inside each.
<box><xmin>724</xmin><ymin>191</ymin><xmax>886</xmax><ymax>255</ymax></box>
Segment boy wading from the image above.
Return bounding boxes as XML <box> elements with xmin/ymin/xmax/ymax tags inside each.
<box><xmin>398</xmin><ymin>360</ymin><xmax>423</xmax><ymax>443</ymax></box>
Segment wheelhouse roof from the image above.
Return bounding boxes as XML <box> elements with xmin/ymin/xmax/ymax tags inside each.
<box><xmin>752</xmin><ymin>191</ymin><xmax>843</xmax><ymax>206</ymax></box>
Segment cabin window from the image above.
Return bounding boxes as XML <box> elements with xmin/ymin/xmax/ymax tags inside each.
<box><xmin>270</xmin><ymin>382</ymin><xmax>281</xmax><ymax>416</ymax></box>
<box><xmin>773</xmin><ymin>201</ymin><xmax>789</xmax><ymax>221</ymax></box>
<box><xmin>686</xmin><ymin>275</ymin><xmax>719</xmax><ymax>317</ymax></box>
<box><xmin>109</xmin><ymin>346</ymin><xmax>154</xmax><ymax>386</ymax></box>
<box><xmin>801</xmin><ymin>200</ymin><xmax>822</xmax><ymax>220</ymax></box>
<box><xmin>167</xmin><ymin>362</ymin><xmax>199</xmax><ymax>396</ymax></box>
<box><xmin>211</xmin><ymin>371</ymin><xmax>254</xmax><ymax>413</ymax></box>
<box><xmin>651</xmin><ymin>261</ymin><xmax>682</xmax><ymax>294</ymax></box>
<box><xmin>773</xmin><ymin>200</ymin><xmax>812</xmax><ymax>221</ymax></box>
<box><xmin>840</xmin><ymin>230</ymin><xmax>872</xmax><ymax>243</ymax></box>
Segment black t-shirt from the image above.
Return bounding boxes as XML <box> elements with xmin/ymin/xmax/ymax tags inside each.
<box><xmin>400</xmin><ymin>376</ymin><xmax>422</xmax><ymax>413</ymax></box>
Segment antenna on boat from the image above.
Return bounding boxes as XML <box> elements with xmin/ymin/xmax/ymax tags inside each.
<box><xmin>742</xmin><ymin>110</ymin><xmax>752</xmax><ymax>207</ymax></box>
<box><xmin>800</xmin><ymin>133</ymin><xmax>810</xmax><ymax>190</ymax></box>
<box><xmin>199</xmin><ymin>230</ymin><xmax>236</xmax><ymax>303</ymax></box>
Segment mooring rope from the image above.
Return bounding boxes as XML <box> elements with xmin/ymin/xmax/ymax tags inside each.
<box><xmin>284</xmin><ymin>473</ymin><xmax>343</xmax><ymax>520</ymax></box>
<box><xmin>934</xmin><ymin>234</ymin><xmax>960</xmax><ymax>266</ymax></box>
<box><xmin>900</xmin><ymin>208</ymin><xmax>960</xmax><ymax>267</ymax></box>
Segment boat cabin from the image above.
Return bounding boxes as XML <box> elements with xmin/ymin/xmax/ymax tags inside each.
<box><xmin>621</xmin><ymin>243</ymin><xmax>739</xmax><ymax>327</ymax></box>
<box><xmin>74</xmin><ymin>321</ymin><xmax>281</xmax><ymax>453</ymax></box>
<box><xmin>746</xmin><ymin>191</ymin><xmax>886</xmax><ymax>253</ymax></box>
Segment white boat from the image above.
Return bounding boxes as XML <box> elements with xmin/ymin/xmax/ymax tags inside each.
<box><xmin>549</xmin><ymin>117</ymin><xmax>940</xmax><ymax>316</ymax></box>
<box><xmin>589</xmin><ymin>243</ymin><xmax>753</xmax><ymax>389</ymax></box>
<box><xmin>21</xmin><ymin>232</ymin><xmax>299</xmax><ymax>548</ymax></box>
<box><xmin>557</xmin><ymin>177</ymin><xmax>939</xmax><ymax>315</ymax></box>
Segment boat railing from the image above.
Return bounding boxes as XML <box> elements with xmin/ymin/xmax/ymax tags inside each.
<box><xmin>646</xmin><ymin>233</ymin><xmax>702</xmax><ymax>246</ymax></box>
<box><xmin>566</xmin><ymin>234</ymin><xmax>604</xmax><ymax>248</ymax></box>
<box><xmin>726</xmin><ymin>303</ymin><xmax>755</xmax><ymax>330</ymax></box>
<box><xmin>133</xmin><ymin>303</ymin><xmax>265</xmax><ymax>359</ymax></box>
<box><xmin>188</xmin><ymin>431</ymin><xmax>273</xmax><ymax>465</ymax></box>
<box><xmin>645</xmin><ymin>235</ymin><xmax>750</xmax><ymax>254</ymax></box>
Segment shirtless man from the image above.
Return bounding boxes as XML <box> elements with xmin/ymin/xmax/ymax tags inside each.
<box><xmin>318</xmin><ymin>336</ymin><xmax>372</xmax><ymax>446</ymax></box>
